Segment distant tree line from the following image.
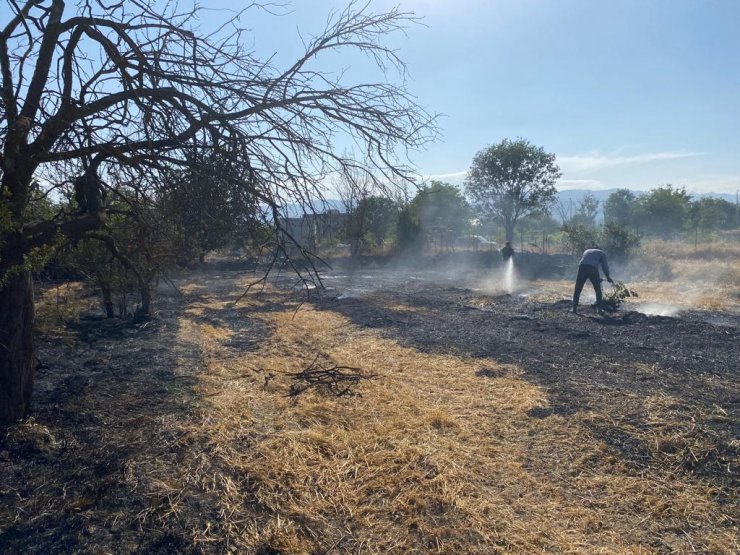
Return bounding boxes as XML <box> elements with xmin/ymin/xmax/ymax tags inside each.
<box><xmin>558</xmin><ymin>185</ymin><xmax>737</xmax><ymax>257</ymax></box>
<box><xmin>336</xmin><ymin>142</ymin><xmax>737</xmax><ymax>259</ymax></box>
<box><xmin>603</xmin><ymin>186</ymin><xmax>737</xmax><ymax>237</ymax></box>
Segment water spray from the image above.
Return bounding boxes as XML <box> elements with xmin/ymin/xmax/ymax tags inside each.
<box><xmin>504</xmin><ymin>257</ymin><xmax>516</xmax><ymax>294</ymax></box>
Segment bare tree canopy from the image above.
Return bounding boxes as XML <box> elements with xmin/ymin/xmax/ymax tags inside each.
<box><xmin>0</xmin><ymin>0</ymin><xmax>438</xmax><ymax>423</ymax></box>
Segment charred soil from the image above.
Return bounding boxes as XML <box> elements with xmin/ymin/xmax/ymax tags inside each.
<box><xmin>324</xmin><ymin>285</ymin><xmax>739</xmax><ymax>491</ymax></box>
<box><xmin>1</xmin><ymin>266</ymin><xmax>738</xmax><ymax>554</ymax></box>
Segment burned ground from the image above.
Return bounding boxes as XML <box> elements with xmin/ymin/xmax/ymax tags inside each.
<box><xmin>0</xmin><ymin>287</ymin><xmax>206</xmax><ymax>553</ymax></box>
<box><xmin>324</xmin><ymin>286</ymin><xmax>739</xmax><ymax>491</ymax></box>
<box><xmin>1</xmin><ymin>264</ymin><xmax>738</xmax><ymax>554</ymax></box>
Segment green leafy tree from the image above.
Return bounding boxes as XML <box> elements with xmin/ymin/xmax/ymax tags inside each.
<box><xmin>601</xmin><ymin>223</ymin><xmax>641</xmax><ymax>260</ymax></box>
<box><xmin>396</xmin><ymin>202</ymin><xmax>421</xmax><ymax>252</ymax></box>
<box><xmin>340</xmin><ymin>194</ymin><xmax>398</xmax><ymax>255</ymax></box>
<box><xmin>336</xmin><ymin>162</ymin><xmax>374</xmax><ymax>257</ymax></box>
<box><xmin>411</xmin><ymin>181</ymin><xmax>471</xmax><ymax>250</ymax></box>
<box><xmin>635</xmin><ymin>185</ymin><xmax>691</xmax><ymax>237</ymax></box>
<box><xmin>708</xmin><ymin>198</ymin><xmax>737</xmax><ymax>230</ymax></box>
<box><xmin>684</xmin><ymin>197</ymin><xmax>735</xmax><ymax>247</ymax></box>
<box><xmin>604</xmin><ymin>189</ymin><xmax>637</xmax><ymax>227</ymax></box>
<box><xmin>561</xmin><ymin>223</ymin><xmax>601</xmax><ymax>256</ymax></box>
<box><xmin>688</xmin><ymin>197</ymin><xmax>736</xmax><ymax>235</ymax></box>
<box><xmin>162</xmin><ymin>154</ymin><xmax>258</xmax><ymax>263</ymax></box>
<box><xmin>465</xmin><ymin>138</ymin><xmax>561</xmax><ymax>242</ymax></box>
<box><xmin>561</xmin><ymin>221</ymin><xmax>640</xmax><ymax>259</ymax></box>
<box><xmin>570</xmin><ymin>193</ymin><xmax>600</xmax><ymax>228</ymax></box>
<box><xmin>361</xmin><ymin>196</ymin><xmax>398</xmax><ymax>251</ymax></box>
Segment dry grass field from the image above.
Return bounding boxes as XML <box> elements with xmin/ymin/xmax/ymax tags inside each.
<box><xmin>170</xmin><ymin>281</ymin><xmax>736</xmax><ymax>553</ymax></box>
<box><xmin>1</xmin><ymin>242</ymin><xmax>738</xmax><ymax>554</ymax></box>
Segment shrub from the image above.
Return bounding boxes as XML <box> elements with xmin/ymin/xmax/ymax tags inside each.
<box><xmin>601</xmin><ymin>223</ymin><xmax>641</xmax><ymax>260</ymax></box>
<box><xmin>562</xmin><ymin>222</ymin><xmax>641</xmax><ymax>260</ymax></box>
<box><xmin>561</xmin><ymin>223</ymin><xmax>600</xmax><ymax>255</ymax></box>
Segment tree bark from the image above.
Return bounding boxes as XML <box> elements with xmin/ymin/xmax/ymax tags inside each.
<box><xmin>134</xmin><ymin>281</ymin><xmax>151</xmax><ymax>321</ymax></box>
<box><xmin>0</xmin><ymin>269</ymin><xmax>36</xmax><ymax>424</ymax></box>
<box><xmin>98</xmin><ymin>278</ymin><xmax>115</xmax><ymax>318</ymax></box>
<box><xmin>505</xmin><ymin>221</ymin><xmax>515</xmax><ymax>243</ymax></box>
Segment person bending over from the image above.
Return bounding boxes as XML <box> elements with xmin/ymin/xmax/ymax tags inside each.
<box><xmin>572</xmin><ymin>245</ymin><xmax>613</xmax><ymax>314</ymax></box>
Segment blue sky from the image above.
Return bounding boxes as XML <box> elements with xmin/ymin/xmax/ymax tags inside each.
<box><xmin>4</xmin><ymin>0</ymin><xmax>735</xmax><ymax>194</ymax></box>
<box><xmin>217</xmin><ymin>0</ymin><xmax>739</xmax><ymax>194</ymax></box>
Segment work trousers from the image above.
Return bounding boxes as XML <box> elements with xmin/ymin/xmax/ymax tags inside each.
<box><xmin>573</xmin><ymin>264</ymin><xmax>602</xmax><ymax>309</ymax></box>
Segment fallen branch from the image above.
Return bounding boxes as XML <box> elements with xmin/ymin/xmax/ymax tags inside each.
<box><xmin>288</xmin><ymin>355</ymin><xmax>375</xmax><ymax>398</ymax></box>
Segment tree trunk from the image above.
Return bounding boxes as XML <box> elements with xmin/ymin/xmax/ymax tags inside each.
<box><xmin>140</xmin><ymin>282</ymin><xmax>151</xmax><ymax>317</ymax></box>
<box><xmin>351</xmin><ymin>237</ymin><xmax>361</xmax><ymax>258</ymax></box>
<box><xmin>504</xmin><ymin>221</ymin><xmax>514</xmax><ymax>243</ymax></box>
<box><xmin>100</xmin><ymin>281</ymin><xmax>115</xmax><ymax>318</ymax></box>
<box><xmin>0</xmin><ymin>269</ymin><xmax>36</xmax><ymax>424</ymax></box>
<box><xmin>134</xmin><ymin>281</ymin><xmax>152</xmax><ymax>321</ymax></box>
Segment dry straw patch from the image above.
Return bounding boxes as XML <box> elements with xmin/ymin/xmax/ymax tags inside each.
<box><xmin>639</xmin><ymin>394</ymin><xmax>737</xmax><ymax>479</ymax></box>
<box><xmin>35</xmin><ymin>281</ymin><xmax>92</xmax><ymax>334</ymax></box>
<box><xmin>380</xmin><ymin>300</ymin><xmax>434</xmax><ymax>314</ymax></box>
<box><xmin>534</xmin><ymin>277</ymin><xmax>739</xmax><ymax>312</ymax></box>
<box><xmin>627</xmin><ymin>239</ymin><xmax>740</xmax><ymax>310</ymax></box>
<box><xmin>179</xmin><ymin>283</ymin><xmax>208</xmax><ymax>294</ymax></box>
<box><xmin>165</xmin><ymin>285</ymin><xmax>737</xmax><ymax>554</ymax></box>
<box><xmin>642</xmin><ymin>239</ymin><xmax>740</xmax><ymax>261</ymax></box>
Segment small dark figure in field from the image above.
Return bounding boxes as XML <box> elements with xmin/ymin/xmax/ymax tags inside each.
<box><xmin>501</xmin><ymin>241</ymin><xmax>515</xmax><ymax>262</ymax></box>
<box><xmin>572</xmin><ymin>245</ymin><xmax>613</xmax><ymax>315</ymax></box>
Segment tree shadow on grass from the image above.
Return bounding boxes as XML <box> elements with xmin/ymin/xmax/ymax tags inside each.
<box><xmin>0</xmin><ymin>288</ymin><xmax>278</xmax><ymax>554</ymax></box>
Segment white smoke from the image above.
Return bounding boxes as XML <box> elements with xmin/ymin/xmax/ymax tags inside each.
<box><xmin>635</xmin><ymin>303</ymin><xmax>683</xmax><ymax>317</ymax></box>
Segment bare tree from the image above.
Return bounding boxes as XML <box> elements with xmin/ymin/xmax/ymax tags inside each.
<box><xmin>335</xmin><ymin>161</ymin><xmax>377</xmax><ymax>256</ymax></box>
<box><xmin>0</xmin><ymin>0</ymin><xmax>437</xmax><ymax>423</ymax></box>
<box><xmin>554</xmin><ymin>199</ymin><xmax>573</xmax><ymax>224</ymax></box>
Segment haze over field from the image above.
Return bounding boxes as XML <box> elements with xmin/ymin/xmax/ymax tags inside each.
<box><xmin>1</xmin><ymin>1</ymin><xmax>738</xmax><ymax>553</ymax></box>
